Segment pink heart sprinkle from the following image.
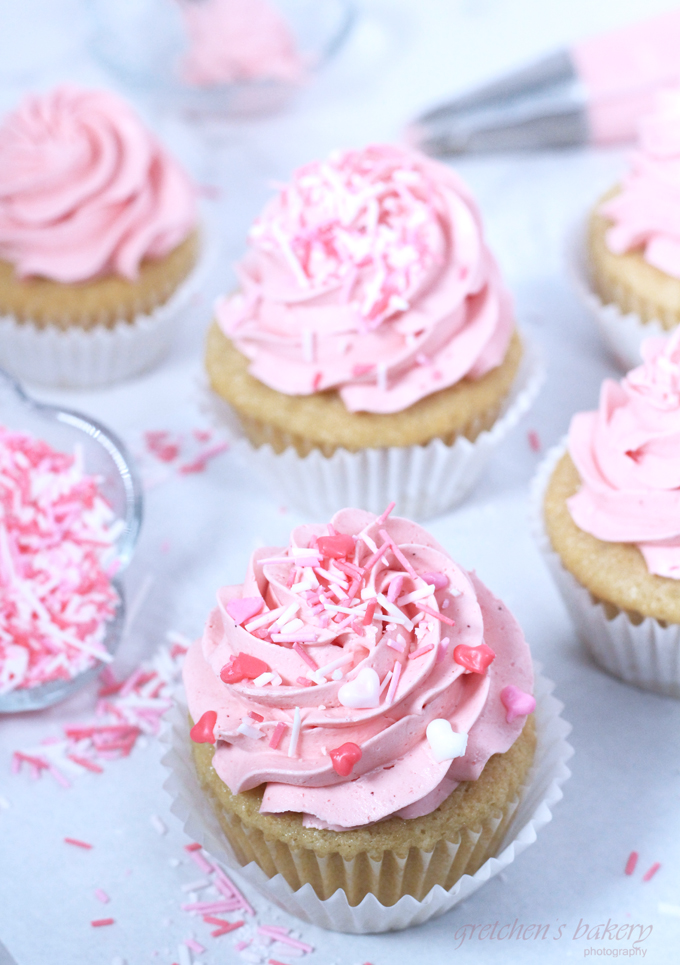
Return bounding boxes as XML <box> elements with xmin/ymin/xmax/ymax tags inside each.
<box><xmin>421</xmin><ymin>571</ymin><xmax>449</xmax><ymax>590</ymax></box>
<box><xmin>190</xmin><ymin>710</ymin><xmax>218</xmax><ymax>744</ymax></box>
<box><xmin>500</xmin><ymin>685</ymin><xmax>536</xmax><ymax>723</ymax></box>
<box><xmin>226</xmin><ymin>597</ymin><xmax>264</xmax><ymax>626</ymax></box>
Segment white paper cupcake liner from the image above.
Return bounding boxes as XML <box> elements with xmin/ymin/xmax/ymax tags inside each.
<box><xmin>566</xmin><ymin>218</ymin><xmax>670</xmax><ymax>373</ymax></box>
<box><xmin>531</xmin><ymin>441</ymin><xmax>680</xmax><ymax>699</ymax></box>
<box><xmin>0</xmin><ymin>229</ymin><xmax>214</xmax><ymax>390</ymax></box>
<box><xmin>162</xmin><ymin>666</ymin><xmax>572</xmax><ymax>934</ymax></box>
<box><xmin>206</xmin><ymin>335</ymin><xmax>543</xmax><ymax>520</ymax></box>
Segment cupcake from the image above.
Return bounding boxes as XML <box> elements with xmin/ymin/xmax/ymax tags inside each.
<box><xmin>207</xmin><ymin>144</ymin><xmax>541</xmax><ymax>518</ymax></box>
<box><xmin>180</xmin><ymin>506</ymin><xmax>542</xmax><ymax>924</ymax></box>
<box><xmin>583</xmin><ymin>89</ymin><xmax>680</xmax><ymax>369</ymax></box>
<box><xmin>535</xmin><ymin>328</ymin><xmax>680</xmax><ymax>697</ymax></box>
<box><xmin>0</xmin><ymin>85</ymin><xmax>200</xmax><ymax>387</ymax></box>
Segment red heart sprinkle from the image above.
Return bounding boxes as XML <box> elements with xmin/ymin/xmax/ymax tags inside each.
<box><xmin>329</xmin><ymin>742</ymin><xmax>362</xmax><ymax>777</ymax></box>
<box><xmin>220</xmin><ymin>652</ymin><xmax>270</xmax><ymax>684</ymax></box>
<box><xmin>225</xmin><ymin>597</ymin><xmax>264</xmax><ymax>626</ymax></box>
<box><xmin>453</xmin><ymin>643</ymin><xmax>496</xmax><ymax>674</ymax></box>
<box><xmin>190</xmin><ymin>710</ymin><xmax>218</xmax><ymax>744</ymax></box>
<box><xmin>317</xmin><ymin>534</ymin><xmax>355</xmax><ymax>559</ymax></box>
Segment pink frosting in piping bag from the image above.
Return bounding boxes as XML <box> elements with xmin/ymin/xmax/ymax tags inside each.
<box><xmin>183</xmin><ymin>508</ymin><xmax>534</xmax><ymax>829</ymax></box>
<box><xmin>0</xmin><ymin>85</ymin><xmax>197</xmax><ymax>284</ymax></box>
<box><xmin>573</xmin><ymin>9</ymin><xmax>680</xmax><ymax>146</ymax></box>
<box><xmin>568</xmin><ymin>329</ymin><xmax>680</xmax><ymax>580</ymax></box>
<box><xmin>600</xmin><ymin>88</ymin><xmax>680</xmax><ymax>280</ymax></box>
<box><xmin>216</xmin><ymin>144</ymin><xmax>514</xmax><ymax>415</ymax></box>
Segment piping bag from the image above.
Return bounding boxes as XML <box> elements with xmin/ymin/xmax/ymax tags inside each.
<box><xmin>412</xmin><ymin>7</ymin><xmax>680</xmax><ymax>155</ymax></box>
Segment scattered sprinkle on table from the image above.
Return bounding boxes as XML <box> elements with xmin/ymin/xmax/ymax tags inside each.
<box><xmin>527</xmin><ymin>429</ymin><xmax>541</xmax><ymax>452</ymax></box>
<box><xmin>12</xmin><ymin>635</ymin><xmax>187</xmax><ymax>787</ymax></box>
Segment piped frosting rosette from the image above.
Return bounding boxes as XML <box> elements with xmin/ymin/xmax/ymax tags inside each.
<box><xmin>0</xmin><ymin>85</ymin><xmax>205</xmax><ymax>387</ymax></box>
<box><xmin>568</xmin><ymin>328</ymin><xmax>680</xmax><ymax>580</ymax></box>
<box><xmin>217</xmin><ymin>144</ymin><xmax>513</xmax><ymax>414</ymax></box>
<box><xmin>570</xmin><ymin>90</ymin><xmax>680</xmax><ymax>371</ymax></box>
<box><xmin>183</xmin><ymin>507</ymin><xmax>535</xmax><ymax>829</ymax></box>
<box><xmin>0</xmin><ymin>85</ymin><xmax>196</xmax><ymax>284</ymax></box>
<box><xmin>601</xmin><ymin>90</ymin><xmax>680</xmax><ymax>281</ymax></box>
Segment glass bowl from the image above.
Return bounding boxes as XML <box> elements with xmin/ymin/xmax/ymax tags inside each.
<box><xmin>89</xmin><ymin>0</ymin><xmax>356</xmax><ymax>119</ymax></box>
<box><xmin>0</xmin><ymin>369</ymin><xmax>143</xmax><ymax>713</ymax></box>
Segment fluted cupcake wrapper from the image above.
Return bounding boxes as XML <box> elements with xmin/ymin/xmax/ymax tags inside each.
<box><xmin>162</xmin><ymin>667</ymin><xmax>572</xmax><ymax>934</ymax></box>
<box><xmin>531</xmin><ymin>441</ymin><xmax>680</xmax><ymax>699</ymax></box>
<box><xmin>566</xmin><ymin>219</ymin><xmax>671</xmax><ymax>373</ymax></box>
<box><xmin>0</xmin><ymin>229</ymin><xmax>214</xmax><ymax>390</ymax></box>
<box><xmin>205</xmin><ymin>336</ymin><xmax>543</xmax><ymax>521</ymax></box>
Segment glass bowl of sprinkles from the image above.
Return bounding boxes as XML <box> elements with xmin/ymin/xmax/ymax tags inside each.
<box><xmin>89</xmin><ymin>0</ymin><xmax>356</xmax><ymax>119</ymax></box>
<box><xmin>0</xmin><ymin>368</ymin><xmax>143</xmax><ymax>713</ymax></box>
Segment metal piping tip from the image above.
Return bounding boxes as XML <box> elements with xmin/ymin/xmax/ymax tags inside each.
<box><xmin>411</xmin><ymin>50</ymin><xmax>590</xmax><ymax>156</ymax></box>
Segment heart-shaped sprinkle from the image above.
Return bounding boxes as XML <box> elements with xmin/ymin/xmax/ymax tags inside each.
<box><xmin>190</xmin><ymin>710</ymin><xmax>218</xmax><ymax>744</ymax></box>
<box><xmin>337</xmin><ymin>667</ymin><xmax>380</xmax><ymax>708</ymax></box>
<box><xmin>453</xmin><ymin>643</ymin><xmax>496</xmax><ymax>674</ymax></box>
<box><xmin>500</xmin><ymin>685</ymin><xmax>536</xmax><ymax>723</ymax></box>
<box><xmin>426</xmin><ymin>719</ymin><xmax>468</xmax><ymax>763</ymax></box>
<box><xmin>226</xmin><ymin>597</ymin><xmax>264</xmax><ymax>626</ymax></box>
<box><xmin>317</xmin><ymin>534</ymin><xmax>355</xmax><ymax>559</ymax></box>
<box><xmin>220</xmin><ymin>652</ymin><xmax>270</xmax><ymax>684</ymax></box>
<box><xmin>421</xmin><ymin>571</ymin><xmax>449</xmax><ymax>590</ymax></box>
<box><xmin>329</xmin><ymin>742</ymin><xmax>362</xmax><ymax>776</ymax></box>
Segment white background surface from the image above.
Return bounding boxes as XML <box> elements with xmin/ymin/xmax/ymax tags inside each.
<box><xmin>1</xmin><ymin>1</ymin><xmax>680</xmax><ymax>963</ymax></box>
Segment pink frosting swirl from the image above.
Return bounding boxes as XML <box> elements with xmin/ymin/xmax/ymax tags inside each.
<box><xmin>179</xmin><ymin>0</ymin><xmax>305</xmax><ymax>87</ymax></box>
<box><xmin>183</xmin><ymin>508</ymin><xmax>534</xmax><ymax>829</ymax></box>
<box><xmin>0</xmin><ymin>85</ymin><xmax>197</xmax><ymax>284</ymax></box>
<box><xmin>601</xmin><ymin>89</ymin><xmax>680</xmax><ymax>279</ymax></box>
<box><xmin>216</xmin><ymin>145</ymin><xmax>514</xmax><ymax>414</ymax></box>
<box><xmin>568</xmin><ymin>329</ymin><xmax>680</xmax><ymax>579</ymax></box>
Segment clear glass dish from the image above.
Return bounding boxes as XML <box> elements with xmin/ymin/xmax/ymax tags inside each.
<box><xmin>0</xmin><ymin>369</ymin><xmax>143</xmax><ymax>713</ymax></box>
<box><xmin>89</xmin><ymin>0</ymin><xmax>356</xmax><ymax>119</ymax></box>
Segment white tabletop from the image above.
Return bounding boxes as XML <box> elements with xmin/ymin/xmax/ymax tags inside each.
<box><xmin>1</xmin><ymin>1</ymin><xmax>680</xmax><ymax>963</ymax></box>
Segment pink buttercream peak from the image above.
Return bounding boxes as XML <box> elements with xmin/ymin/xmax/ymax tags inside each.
<box><xmin>249</xmin><ymin>146</ymin><xmax>444</xmax><ymax>327</ymax></box>
<box><xmin>179</xmin><ymin>0</ymin><xmax>305</xmax><ymax>87</ymax></box>
<box><xmin>601</xmin><ymin>88</ymin><xmax>680</xmax><ymax>279</ymax></box>
<box><xmin>568</xmin><ymin>329</ymin><xmax>680</xmax><ymax>579</ymax></box>
<box><xmin>182</xmin><ymin>507</ymin><xmax>533</xmax><ymax>828</ymax></box>
<box><xmin>216</xmin><ymin>144</ymin><xmax>514</xmax><ymax>414</ymax></box>
<box><xmin>0</xmin><ymin>85</ymin><xmax>197</xmax><ymax>283</ymax></box>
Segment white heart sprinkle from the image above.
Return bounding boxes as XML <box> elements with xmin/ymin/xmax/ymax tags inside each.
<box><xmin>426</xmin><ymin>719</ymin><xmax>468</xmax><ymax>763</ymax></box>
<box><xmin>337</xmin><ymin>667</ymin><xmax>381</xmax><ymax>708</ymax></box>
